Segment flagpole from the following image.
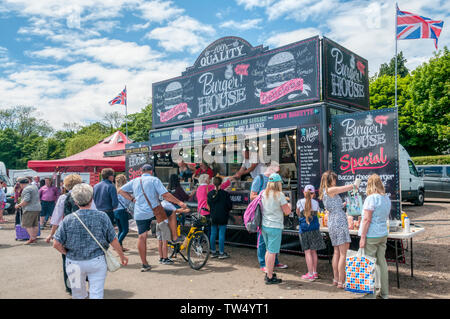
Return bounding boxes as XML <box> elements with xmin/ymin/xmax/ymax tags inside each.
<box><xmin>125</xmin><ymin>85</ymin><xmax>128</xmax><ymax>139</ymax></box>
<box><xmin>395</xmin><ymin>2</ymin><xmax>398</xmax><ymax>108</ymax></box>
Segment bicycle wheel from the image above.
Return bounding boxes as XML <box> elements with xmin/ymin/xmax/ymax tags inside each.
<box><xmin>187</xmin><ymin>232</ymin><xmax>210</xmax><ymax>270</ymax></box>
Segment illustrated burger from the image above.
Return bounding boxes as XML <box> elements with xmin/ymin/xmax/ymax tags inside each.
<box><xmin>163</xmin><ymin>81</ymin><xmax>183</xmax><ymax>110</ymax></box>
<box><xmin>264</xmin><ymin>51</ymin><xmax>296</xmax><ymax>89</ymax></box>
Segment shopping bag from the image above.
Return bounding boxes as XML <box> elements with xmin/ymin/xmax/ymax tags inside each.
<box><xmin>344</xmin><ymin>248</ymin><xmax>377</xmax><ymax>294</ymax></box>
<box><xmin>346</xmin><ymin>189</ymin><xmax>363</xmax><ymax>216</ymax></box>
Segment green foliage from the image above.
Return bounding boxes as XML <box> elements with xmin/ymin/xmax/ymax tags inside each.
<box><xmin>370</xmin><ymin>47</ymin><xmax>449</xmax><ymax>156</ymax></box>
<box><xmin>411</xmin><ymin>155</ymin><xmax>450</xmax><ymax>165</ymax></box>
<box><xmin>377</xmin><ymin>51</ymin><xmax>409</xmax><ymax>78</ymax></box>
<box><xmin>65</xmin><ymin>122</ymin><xmax>111</xmax><ymax>157</ymax></box>
<box><xmin>119</xmin><ymin>103</ymin><xmax>152</xmax><ymax>142</ymax></box>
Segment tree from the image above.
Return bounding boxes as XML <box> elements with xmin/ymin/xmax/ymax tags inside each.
<box><xmin>118</xmin><ymin>103</ymin><xmax>152</xmax><ymax>142</ymax></box>
<box><xmin>377</xmin><ymin>51</ymin><xmax>409</xmax><ymax>78</ymax></box>
<box><xmin>405</xmin><ymin>47</ymin><xmax>450</xmax><ymax>155</ymax></box>
<box><xmin>370</xmin><ymin>47</ymin><xmax>450</xmax><ymax>156</ymax></box>
<box><xmin>102</xmin><ymin>111</ymin><xmax>125</xmax><ymax>131</ymax></box>
<box><xmin>0</xmin><ymin>106</ymin><xmax>52</xmax><ymax>137</ymax></box>
<box><xmin>64</xmin><ymin>122</ymin><xmax>111</xmax><ymax>156</ymax></box>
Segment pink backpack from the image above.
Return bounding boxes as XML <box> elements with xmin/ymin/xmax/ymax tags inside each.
<box><xmin>243</xmin><ymin>193</ymin><xmax>264</xmax><ymax>233</ymax></box>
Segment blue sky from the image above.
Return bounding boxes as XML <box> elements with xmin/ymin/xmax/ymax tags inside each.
<box><xmin>0</xmin><ymin>0</ymin><xmax>448</xmax><ymax>129</ymax></box>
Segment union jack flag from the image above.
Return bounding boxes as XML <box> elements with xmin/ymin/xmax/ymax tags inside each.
<box><xmin>397</xmin><ymin>6</ymin><xmax>444</xmax><ymax>49</ymax></box>
<box><xmin>108</xmin><ymin>87</ymin><xmax>127</xmax><ymax>106</ymax></box>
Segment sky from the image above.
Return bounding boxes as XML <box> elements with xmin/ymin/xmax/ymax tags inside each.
<box><xmin>0</xmin><ymin>0</ymin><xmax>448</xmax><ymax>129</ymax></box>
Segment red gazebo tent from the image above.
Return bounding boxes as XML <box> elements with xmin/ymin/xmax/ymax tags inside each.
<box><xmin>28</xmin><ymin>131</ymin><xmax>132</xmax><ymax>184</ymax></box>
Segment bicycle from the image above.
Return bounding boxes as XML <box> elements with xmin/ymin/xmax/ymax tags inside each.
<box><xmin>168</xmin><ymin>213</ymin><xmax>210</xmax><ymax>270</ymax></box>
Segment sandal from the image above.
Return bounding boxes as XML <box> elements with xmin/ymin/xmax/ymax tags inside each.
<box><xmin>332</xmin><ymin>279</ymin><xmax>339</xmax><ymax>286</ymax></box>
<box><xmin>337</xmin><ymin>282</ymin><xmax>345</xmax><ymax>289</ymax></box>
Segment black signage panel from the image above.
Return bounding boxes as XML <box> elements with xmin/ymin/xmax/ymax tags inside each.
<box><xmin>152</xmin><ymin>36</ymin><xmax>320</xmax><ymax>128</ymax></box>
<box><xmin>323</xmin><ymin>37</ymin><xmax>369</xmax><ymax>110</ymax></box>
<box><xmin>149</xmin><ymin>105</ymin><xmax>322</xmax><ymax>147</ymax></box>
<box><xmin>331</xmin><ymin>108</ymin><xmax>400</xmax><ymax>218</ymax></box>
<box><xmin>125</xmin><ymin>142</ymin><xmax>151</xmax><ymax>180</ymax></box>
<box><xmin>297</xmin><ymin>123</ymin><xmax>323</xmax><ymax>193</ymax></box>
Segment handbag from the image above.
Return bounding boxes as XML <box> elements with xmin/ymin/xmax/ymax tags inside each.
<box><xmin>73</xmin><ymin>213</ymin><xmax>121</xmax><ymax>272</ymax></box>
<box><xmin>344</xmin><ymin>248</ymin><xmax>377</xmax><ymax>294</ymax></box>
<box><xmin>346</xmin><ymin>186</ymin><xmax>363</xmax><ymax>216</ymax></box>
<box><xmin>140</xmin><ymin>178</ymin><xmax>167</xmax><ymax>223</ymax></box>
<box><xmin>118</xmin><ymin>199</ymin><xmax>134</xmax><ymax>220</ymax></box>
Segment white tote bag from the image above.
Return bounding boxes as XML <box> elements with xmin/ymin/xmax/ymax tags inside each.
<box><xmin>73</xmin><ymin>213</ymin><xmax>121</xmax><ymax>272</ymax></box>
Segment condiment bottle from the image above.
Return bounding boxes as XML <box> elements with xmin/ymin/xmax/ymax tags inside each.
<box><xmin>401</xmin><ymin>212</ymin><xmax>408</xmax><ymax>228</ymax></box>
<box><xmin>404</xmin><ymin>217</ymin><xmax>410</xmax><ymax>233</ymax></box>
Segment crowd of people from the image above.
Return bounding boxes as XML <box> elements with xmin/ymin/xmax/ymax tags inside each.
<box><xmin>7</xmin><ymin>157</ymin><xmax>391</xmax><ymax>299</ymax></box>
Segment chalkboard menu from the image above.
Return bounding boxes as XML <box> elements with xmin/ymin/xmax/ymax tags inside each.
<box><xmin>125</xmin><ymin>142</ymin><xmax>151</xmax><ymax>180</ymax></box>
<box><xmin>152</xmin><ymin>36</ymin><xmax>320</xmax><ymax>128</ymax></box>
<box><xmin>297</xmin><ymin>123</ymin><xmax>323</xmax><ymax>193</ymax></box>
<box><xmin>331</xmin><ymin>108</ymin><xmax>400</xmax><ymax>218</ymax></box>
<box><xmin>323</xmin><ymin>37</ymin><xmax>369</xmax><ymax>110</ymax></box>
<box><xmin>149</xmin><ymin>104</ymin><xmax>322</xmax><ymax>148</ymax></box>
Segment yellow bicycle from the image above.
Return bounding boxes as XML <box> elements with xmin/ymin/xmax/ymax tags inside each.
<box><xmin>168</xmin><ymin>213</ymin><xmax>210</xmax><ymax>270</ymax></box>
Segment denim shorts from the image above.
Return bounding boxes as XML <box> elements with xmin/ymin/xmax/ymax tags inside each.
<box><xmin>136</xmin><ymin>217</ymin><xmax>156</xmax><ymax>235</ymax></box>
<box><xmin>261</xmin><ymin>226</ymin><xmax>283</xmax><ymax>254</ymax></box>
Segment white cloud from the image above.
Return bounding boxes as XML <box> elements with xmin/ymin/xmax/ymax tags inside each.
<box><xmin>266</xmin><ymin>0</ymin><xmax>339</xmax><ymax>21</ymax></box>
<box><xmin>138</xmin><ymin>0</ymin><xmax>184</xmax><ymax>23</ymax></box>
<box><xmin>324</xmin><ymin>0</ymin><xmax>449</xmax><ymax>76</ymax></box>
<box><xmin>146</xmin><ymin>16</ymin><xmax>216</xmax><ymax>53</ymax></box>
<box><xmin>265</xmin><ymin>27</ymin><xmax>321</xmax><ymax>47</ymax></box>
<box><xmin>220</xmin><ymin>18</ymin><xmax>262</xmax><ymax>30</ymax></box>
<box><xmin>235</xmin><ymin>0</ymin><xmax>274</xmax><ymax>10</ymax></box>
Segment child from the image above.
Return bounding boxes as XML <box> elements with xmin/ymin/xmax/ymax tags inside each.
<box><xmin>159</xmin><ymin>199</ymin><xmax>190</xmax><ymax>264</ymax></box>
<box><xmin>296</xmin><ymin>185</ymin><xmax>326</xmax><ymax>281</ymax></box>
<box><xmin>207</xmin><ymin>176</ymin><xmax>233</xmax><ymax>259</ymax></box>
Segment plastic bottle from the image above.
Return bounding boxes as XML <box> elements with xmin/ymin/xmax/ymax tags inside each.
<box><xmin>404</xmin><ymin>217</ymin><xmax>410</xmax><ymax>233</ymax></box>
<box><xmin>401</xmin><ymin>212</ymin><xmax>408</xmax><ymax>228</ymax></box>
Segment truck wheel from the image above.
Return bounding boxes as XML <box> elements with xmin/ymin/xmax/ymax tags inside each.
<box><xmin>414</xmin><ymin>191</ymin><xmax>424</xmax><ymax>206</ymax></box>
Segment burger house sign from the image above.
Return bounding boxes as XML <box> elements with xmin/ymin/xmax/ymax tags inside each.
<box><xmin>152</xmin><ymin>36</ymin><xmax>321</xmax><ymax>128</ymax></box>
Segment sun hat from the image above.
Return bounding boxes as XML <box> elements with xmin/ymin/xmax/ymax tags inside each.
<box><xmin>268</xmin><ymin>173</ymin><xmax>282</xmax><ymax>183</ymax></box>
<box><xmin>304</xmin><ymin>185</ymin><xmax>315</xmax><ymax>193</ymax></box>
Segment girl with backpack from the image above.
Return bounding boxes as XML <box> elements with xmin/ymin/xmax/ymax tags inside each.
<box><xmin>207</xmin><ymin>176</ymin><xmax>233</xmax><ymax>259</ymax></box>
<box><xmin>296</xmin><ymin>185</ymin><xmax>326</xmax><ymax>281</ymax></box>
<box><xmin>260</xmin><ymin>173</ymin><xmax>291</xmax><ymax>285</ymax></box>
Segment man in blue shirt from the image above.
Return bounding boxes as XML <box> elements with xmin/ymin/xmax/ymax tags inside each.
<box><xmin>250</xmin><ymin>161</ymin><xmax>288</xmax><ymax>271</ymax></box>
<box><xmin>118</xmin><ymin>164</ymin><xmax>187</xmax><ymax>272</ymax></box>
<box><xmin>93</xmin><ymin>168</ymin><xmax>118</xmax><ymax>226</ymax></box>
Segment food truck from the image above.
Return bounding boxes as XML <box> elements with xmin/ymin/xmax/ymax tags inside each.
<box><xmin>131</xmin><ymin>35</ymin><xmax>402</xmax><ymax>255</ymax></box>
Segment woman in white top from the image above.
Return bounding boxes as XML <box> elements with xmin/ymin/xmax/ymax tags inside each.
<box><xmin>261</xmin><ymin>173</ymin><xmax>291</xmax><ymax>285</ymax></box>
<box><xmin>359</xmin><ymin>174</ymin><xmax>391</xmax><ymax>299</ymax></box>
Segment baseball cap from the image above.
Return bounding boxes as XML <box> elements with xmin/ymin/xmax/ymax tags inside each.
<box><xmin>142</xmin><ymin>164</ymin><xmax>154</xmax><ymax>172</ymax></box>
<box><xmin>304</xmin><ymin>185</ymin><xmax>315</xmax><ymax>193</ymax></box>
<box><xmin>268</xmin><ymin>173</ymin><xmax>282</xmax><ymax>183</ymax></box>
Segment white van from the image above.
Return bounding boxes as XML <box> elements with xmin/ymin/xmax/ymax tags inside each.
<box><xmin>0</xmin><ymin>161</ymin><xmax>15</xmax><ymax>214</ymax></box>
<box><xmin>399</xmin><ymin>145</ymin><xmax>425</xmax><ymax>206</ymax></box>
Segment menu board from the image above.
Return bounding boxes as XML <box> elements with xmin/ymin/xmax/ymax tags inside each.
<box><xmin>331</xmin><ymin>108</ymin><xmax>400</xmax><ymax>218</ymax></box>
<box><xmin>125</xmin><ymin>142</ymin><xmax>151</xmax><ymax>180</ymax></box>
<box><xmin>152</xmin><ymin>36</ymin><xmax>320</xmax><ymax>128</ymax></box>
<box><xmin>323</xmin><ymin>37</ymin><xmax>369</xmax><ymax>110</ymax></box>
<box><xmin>149</xmin><ymin>105</ymin><xmax>322</xmax><ymax>148</ymax></box>
<box><xmin>297</xmin><ymin>123</ymin><xmax>323</xmax><ymax>193</ymax></box>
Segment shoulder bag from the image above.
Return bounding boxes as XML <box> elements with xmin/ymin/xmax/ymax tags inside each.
<box><xmin>73</xmin><ymin>212</ymin><xmax>121</xmax><ymax>272</ymax></box>
<box><xmin>139</xmin><ymin>177</ymin><xmax>167</xmax><ymax>223</ymax></box>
